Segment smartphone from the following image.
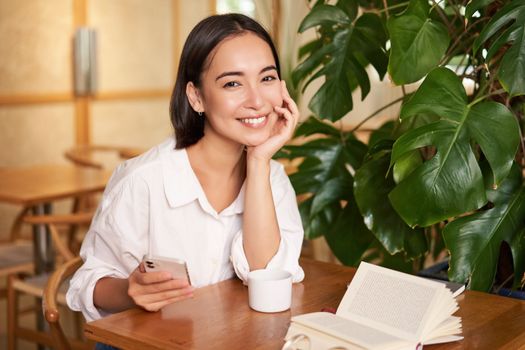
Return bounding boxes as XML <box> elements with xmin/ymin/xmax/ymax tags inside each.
<box><xmin>143</xmin><ymin>255</ymin><xmax>191</xmax><ymax>285</ymax></box>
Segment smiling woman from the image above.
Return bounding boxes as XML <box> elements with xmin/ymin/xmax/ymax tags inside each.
<box><xmin>185</xmin><ymin>32</ymin><xmax>283</xmax><ymax>149</ymax></box>
<box><xmin>65</xmin><ymin>13</ymin><xmax>305</xmax><ymax>324</ymax></box>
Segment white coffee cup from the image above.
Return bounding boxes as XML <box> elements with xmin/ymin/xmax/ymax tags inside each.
<box><xmin>248</xmin><ymin>269</ymin><xmax>292</xmax><ymax>313</ymax></box>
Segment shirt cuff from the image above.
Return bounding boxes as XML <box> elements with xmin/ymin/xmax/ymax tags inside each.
<box><xmin>66</xmin><ymin>256</ymin><xmax>126</xmax><ymax>322</ymax></box>
<box><xmin>229</xmin><ymin>230</ymin><xmax>305</xmax><ymax>285</ymax></box>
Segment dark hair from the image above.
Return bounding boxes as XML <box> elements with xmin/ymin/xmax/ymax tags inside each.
<box><xmin>169</xmin><ymin>13</ymin><xmax>281</xmax><ymax>149</ymax></box>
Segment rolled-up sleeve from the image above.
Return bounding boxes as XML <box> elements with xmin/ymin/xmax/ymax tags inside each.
<box><xmin>230</xmin><ymin>162</ymin><xmax>305</xmax><ymax>284</ymax></box>
<box><xmin>66</xmin><ymin>174</ymin><xmax>149</xmax><ymax>322</ymax></box>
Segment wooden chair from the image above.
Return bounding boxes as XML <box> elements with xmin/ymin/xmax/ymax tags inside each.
<box><xmin>0</xmin><ymin>206</ymin><xmax>34</xmax><ymax>298</ymax></box>
<box><xmin>65</xmin><ymin>144</ymin><xmax>143</xmax><ymax>169</ymax></box>
<box><xmin>7</xmin><ymin>212</ymin><xmax>94</xmax><ymax>350</ymax></box>
<box><xmin>43</xmin><ymin>256</ymin><xmax>94</xmax><ymax>350</ymax></box>
<box><xmin>65</xmin><ymin>144</ymin><xmax>143</xmax><ymax>212</ymax></box>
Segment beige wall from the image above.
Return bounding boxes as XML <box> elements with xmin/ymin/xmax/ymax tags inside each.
<box><xmin>0</xmin><ymin>0</ymin><xmax>73</xmax><ymax>94</ymax></box>
<box><xmin>0</xmin><ymin>0</ymin><xmax>213</xmax><ymax>243</ymax></box>
<box><xmin>89</xmin><ymin>0</ymin><xmax>175</xmax><ymax>92</ymax></box>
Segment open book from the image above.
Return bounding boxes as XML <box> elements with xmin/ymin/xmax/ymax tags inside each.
<box><xmin>284</xmin><ymin>262</ymin><xmax>463</xmax><ymax>350</ymax></box>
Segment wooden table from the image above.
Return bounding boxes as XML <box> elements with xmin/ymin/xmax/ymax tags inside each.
<box><xmin>0</xmin><ymin>164</ymin><xmax>111</xmax><ymax>273</ymax></box>
<box><xmin>84</xmin><ymin>259</ymin><xmax>525</xmax><ymax>350</ymax></box>
<box><xmin>0</xmin><ymin>164</ymin><xmax>111</xmax><ymax>206</ymax></box>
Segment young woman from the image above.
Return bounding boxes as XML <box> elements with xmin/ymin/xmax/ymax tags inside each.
<box><xmin>67</xmin><ymin>13</ymin><xmax>304</xmax><ymax>321</ymax></box>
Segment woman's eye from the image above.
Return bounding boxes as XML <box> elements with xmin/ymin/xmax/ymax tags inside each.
<box><xmin>262</xmin><ymin>75</ymin><xmax>277</xmax><ymax>82</ymax></box>
<box><xmin>223</xmin><ymin>81</ymin><xmax>240</xmax><ymax>88</ymax></box>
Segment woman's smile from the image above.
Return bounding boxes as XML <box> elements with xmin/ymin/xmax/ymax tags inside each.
<box><xmin>238</xmin><ymin>115</ymin><xmax>269</xmax><ymax>128</ymax></box>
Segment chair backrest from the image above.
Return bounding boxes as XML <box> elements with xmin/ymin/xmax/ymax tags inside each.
<box><xmin>23</xmin><ymin>212</ymin><xmax>93</xmax><ymax>262</ymax></box>
<box><xmin>65</xmin><ymin>145</ymin><xmax>143</xmax><ymax>169</ymax></box>
<box><xmin>42</xmin><ymin>256</ymin><xmax>91</xmax><ymax>350</ymax></box>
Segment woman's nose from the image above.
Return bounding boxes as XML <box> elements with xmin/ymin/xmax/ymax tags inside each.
<box><xmin>244</xmin><ymin>85</ymin><xmax>265</xmax><ymax>110</ymax></box>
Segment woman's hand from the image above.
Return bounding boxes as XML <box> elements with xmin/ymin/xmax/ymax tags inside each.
<box><xmin>247</xmin><ymin>80</ymin><xmax>300</xmax><ymax>162</ymax></box>
<box><xmin>127</xmin><ymin>262</ymin><xmax>194</xmax><ymax>312</ymax></box>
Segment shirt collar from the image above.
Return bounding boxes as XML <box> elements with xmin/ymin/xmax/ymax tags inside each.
<box><xmin>162</xmin><ymin>148</ymin><xmax>201</xmax><ymax>209</ymax></box>
<box><xmin>162</xmin><ymin>147</ymin><xmax>244</xmax><ymax>216</ymax></box>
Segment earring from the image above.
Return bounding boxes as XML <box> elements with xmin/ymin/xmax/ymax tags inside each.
<box><xmin>198</xmin><ymin>111</ymin><xmax>203</xmax><ymax>117</ymax></box>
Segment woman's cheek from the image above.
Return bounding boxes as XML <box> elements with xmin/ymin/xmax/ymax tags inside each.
<box><xmin>264</xmin><ymin>84</ymin><xmax>283</xmax><ymax>107</ymax></box>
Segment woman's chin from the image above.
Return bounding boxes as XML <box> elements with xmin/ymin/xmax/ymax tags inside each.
<box><xmin>243</xmin><ymin>136</ymin><xmax>269</xmax><ymax>148</ymax></box>
<box><xmin>242</xmin><ymin>132</ymin><xmax>272</xmax><ymax>148</ymax></box>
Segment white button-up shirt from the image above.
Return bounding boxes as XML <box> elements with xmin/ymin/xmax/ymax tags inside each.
<box><xmin>67</xmin><ymin>138</ymin><xmax>305</xmax><ymax>321</ymax></box>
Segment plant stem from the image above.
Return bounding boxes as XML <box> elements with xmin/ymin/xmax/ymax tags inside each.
<box><xmin>431</xmin><ymin>0</ymin><xmax>454</xmax><ymax>34</ymax></box>
<box><xmin>382</xmin><ymin>0</ymin><xmax>390</xmax><ymax>17</ymax></box>
<box><xmin>444</xmin><ymin>16</ymin><xmax>488</xmax><ymax>60</ymax></box>
<box><xmin>338</xmin><ymin>119</ymin><xmax>345</xmax><ymax>143</ymax></box>
<box><xmin>468</xmin><ymin>88</ymin><xmax>506</xmax><ymax>106</ymax></box>
<box><xmin>349</xmin><ymin>97</ymin><xmax>404</xmax><ymax>133</ymax></box>
<box><xmin>493</xmin><ymin>273</ymin><xmax>515</xmax><ymax>293</ymax></box>
<box><xmin>370</xmin><ymin>2</ymin><xmax>409</xmax><ymax>13</ymax></box>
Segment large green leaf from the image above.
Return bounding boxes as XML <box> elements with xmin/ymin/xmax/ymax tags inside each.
<box><xmin>392</xmin><ymin>150</ymin><xmax>422</xmax><ymax>184</ymax></box>
<box><xmin>387</xmin><ymin>0</ymin><xmax>450</xmax><ymax>84</ymax></box>
<box><xmin>298</xmin><ymin>38</ymin><xmax>323</xmax><ymax>60</ymax></box>
<box><xmin>368</xmin><ymin>121</ymin><xmax>396</xmax><ymax>147</ymax></box>
<box><xmin>499</xmin><ymin>25</ymin><xmax>525</xmax><ymax>96</ymax></box>
<box><xmin>293</xmin><ymin>4</ymin><xmax>388</xmax><ymax>120</ymax></box>
<box><xmin>352</xmin><ymin>13</ymin><xmax>389</xmax><ymax>80</ymax></box>
<box><xmin>324</xmin><ymin>202</ymin><xmax>376</xmax><ymax>266</ymax></box>
<box><xmin>294</xmin><ymin>116</ymin><xmax>341</xmax><ymax>138</ymax></box>
<box><xmin>510</xmin><ymin>228</ymin><xmax>525</xmax><ymax>289</ymax></box>
<box><xmin>336</xmin><ymin>0</ymin><xmax>359</xmax><ymax>22</ymax></box>
<box><xmin>292</xmin><ymin>43</ymin><xmax>334</xmax><ymax>88</ymax></box>
<box><xmin>285</xmin><ymin>139</ymin><xmax>345</xmax><ymax>191</ymax></box>
<box><xmin>299</xmin><ymin>198</ymin><xmax>341</xmax><ymax>239</ymax></box>
<box><xmin>311</xmin><ymin>176</ymin><xmax>352</xmax><ymax>216</ymax></box>
<box><xmin>389</xmin><ymin>67</ymin><xmax>520</xmax><ymax>227</ymax></box>
<box><xmin>443</xmin><ymin>164</ymin><xmax>525</xmax><ymax>292</ymax></box>
<box><xmin>298</xmin><ymin>4</ymin><xmax>350</xmax><ymax>33</ymax></box>
<box><xmin>474</xmin><ymin>0</ymin><xmax>525</xmax><ymax>96</ymax></box>
<box><xmin>354</xmin><ymin>152</ymin><xmax>427</xmax><ymax>257</ymax></box>
<box><xmin>309</xmin><ymin>41</ymin><xmax>355</xmax><ymax>120</ymax></box>
<box><xmin>282</xmin><ymin>136</ymin><xmax>366</xmax><ymax>238</ymax></box>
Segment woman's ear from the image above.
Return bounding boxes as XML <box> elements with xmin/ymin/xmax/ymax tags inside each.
<box><xmin>186</xmin><ymin>82</ymin><xmax>204</xmax><ymax>114</ymax></box>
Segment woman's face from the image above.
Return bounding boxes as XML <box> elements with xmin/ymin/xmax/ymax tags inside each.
<box><xmin>190</xmin><ymin>32</ymin><xmax>283</xmax><ymax>148</ymax></box>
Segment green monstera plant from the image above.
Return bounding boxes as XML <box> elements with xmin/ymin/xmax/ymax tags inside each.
<box><xmin>279</xmin><ymin>0</ymin><xmax>525</xmax><ymax>292</ymax></box>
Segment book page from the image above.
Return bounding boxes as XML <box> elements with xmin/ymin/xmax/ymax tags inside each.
<box><xmin>291</xmin><ymin>312</ymin><xmax>411</xmax><ymax>350</ymax></box>
<box><xmin>337</xmin><ymin>262</ymin><xmax>449</xmax><ymax>341</ymax></box>
<box><xmin>421</xmin><ymin>288</ymin><xmax>458</xmax><ymax>336</ymax></box>
<box><xmin>285</xmin><ymin>322</ymin><xmax>367</xmax><ymax>350</ymax></box>
<box><xmin>425</xmin><ymin>316</ymin><xmax>463</xmax><ymax>341</ymax></box>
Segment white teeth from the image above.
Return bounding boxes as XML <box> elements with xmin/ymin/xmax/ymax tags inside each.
<box><xmin>240</xmin><ymin>116</ymin><xmax>266</xmax><ymax>125</ymax></box>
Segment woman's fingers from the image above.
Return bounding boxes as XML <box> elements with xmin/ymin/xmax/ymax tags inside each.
<box><xmin>135</xmin><ymin>269</ymin><xmax>172</xmax><ymax>285</ymax></box>
<box><xmin>141</xmin><ymin>292</ymin><xmax>195</xmax><ymax>312</ymax></box>
<box><xmin>134</xmin><ymin>285</ymin><xmax>194</xmax><ymax>312</ymax></box>
<box><xmin>274</xmin><ymin>105</ymin><xmax>294</xmax><ymax>137</ymax></box>
<box><xmin>129</xmin><ymin>280</ymin><xmax>194</xmax><ymax>310</ymax></box>
<box><xmin>134</xmin><ymin>277</ymin><xmax>190</xmax><ymax>294</ymax></box>
<box><xmin>128</xmin><ymin>266</ymin><xmax>194</xmax><ymax>311</ymax></box>
<box><xmin>281</xmin><ymin>81</ymin><xmax>299</xmax><ymax>119</ymax></box>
